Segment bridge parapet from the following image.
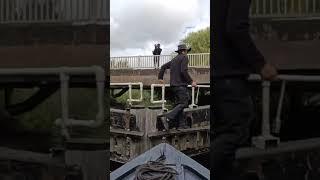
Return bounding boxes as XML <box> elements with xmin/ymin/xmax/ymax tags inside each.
<box><xmin>110</xmin><ymin>53</ymin><xmax>210</xmax><ymax>69</ymax></box>
<box><xmin>250</xmin><ymin>0</ymin><xmax>320</xmax><ymax>18</ymax></box>
<box><xmin>0</xmin><ymin>0</ymin><xmax>108</xmax><ymax>25</ymax></box>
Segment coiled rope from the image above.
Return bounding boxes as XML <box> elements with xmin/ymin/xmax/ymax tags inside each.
<box><xmin>134</xmin><ymin>155</ymin><xmax>178</xmax><ymax>180</ymax></box>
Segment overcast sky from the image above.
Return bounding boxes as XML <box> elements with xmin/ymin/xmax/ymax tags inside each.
<box><xmin>110</xmin><ymin>0</ymin><xmax>210</xmax><ymax>57</ymax></box>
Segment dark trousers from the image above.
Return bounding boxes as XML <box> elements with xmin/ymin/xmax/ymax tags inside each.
<box><xmin>154</xmin><ymin>56</ymin><xmax>160</xmax><ymax>68</ymax></box>
<box><xmin>211</xmin><ymin>77</ymin><xmax>254</xmax><ymax>180</ymax></box>
<box><xmin>166</xmin><ymin>86</ymin><xmax>190</xmax><ymax>128</ymax></box>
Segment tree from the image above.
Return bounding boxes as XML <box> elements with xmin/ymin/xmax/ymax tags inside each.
<box><xmin>181</xmin><ymin>27</ymin><xmax>210</xmax><ymax>67</ymax></box>
<box><xmin>182</xmin><ymin>27</ymin><xmax>210</xmax><ymax>53</ymax></box>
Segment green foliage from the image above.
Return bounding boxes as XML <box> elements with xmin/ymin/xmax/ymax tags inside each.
<box><xmin>182</xmin><ymin>27</ymin><xmax>210</xmax><ymax>67</ymax></box>
<box><xmin>182</xmin><ymin>27</ymin><xmax>210</xmax><ymax>53</ymax></box>
<box><xmin>114</xmin><ymin>89</ymin><xmax>175</xmax><ymax>109</ymax></box>
<box><xmin>115</xmin><ymin>90</ymin><xmax>154</xmax><ymax>107</ymax></box>
<box><xmin>6</xmin><ymin>88</ymin><xmax>99</xmax><ymax>131</ymax></box>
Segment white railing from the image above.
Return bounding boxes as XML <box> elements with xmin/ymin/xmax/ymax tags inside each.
<box><xmin>110</xmin><ymin>82</ymin><xmax>144</xmax><ymax>106</ymax></box>
<box><xmin>0</xmin><ymin>66</ymin><xmax>105</xmax><ymax>139</ymax></box>
<box><xmin>0</xmin><ymin>0</ymin><xmax>108</xmax><ymax>24</ymax></box>
<box><xmin>150</xmin><ymin>84</ymin><xmax>210</xmax><ymax>110</ymax></box>
<box><xmin>250</xmin><ymin>0</ymin><xmax>320</xmax><ymax>18</ymax></box>
<box><xmin>110</xmin><ymin>53</ymin><xmax>210</xmax><ymax>69</ymax></box>
<box><xmin>248</xmin><ymin>74</ymin><xmax>320</xmax><ymax>149</ymax></box>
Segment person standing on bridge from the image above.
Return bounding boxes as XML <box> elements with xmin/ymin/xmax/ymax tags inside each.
<box><xmin>158</xmin><ymin>44</ymin><xmax>197</xmax><ymax>130</ymax></box>
<box><xmin>212</xmin><ymin>0</ymin><xmax>278</xmax><ymax>179</ymax></box>
<box><xmin>153</xmin><ymin>44</ymin><xmax>162</xmax><ymax>69</ymax></box>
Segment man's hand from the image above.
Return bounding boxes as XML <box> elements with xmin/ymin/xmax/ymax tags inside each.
<box><xmin>191</xmin><ymin>81</ymin><xmax>197</xmax><ymax>87</ymax></box>
<box><xmin>159</xmin><ymin>79</ymin><xmax>165</xmax><ymax>84</ymax></box>
<box><xmin>260</xmin><ymin>63</ymin><xmax>278</xmax><ymax>81</ymax></box>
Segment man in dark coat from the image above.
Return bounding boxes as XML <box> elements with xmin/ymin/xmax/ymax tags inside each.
<box><xmin>212</xmin><ymin>0</ymin><xmax>278</xmax><ymax>179</ymax></box>
<box><xmin>158</xmin><ymin>44</ymin><xmax>196</xmax><ymax>130</ymax></box>
<box><xmin>153</xmin><ymin>44</ymin><xmax>162</xmax><ymax>69</ymax></box>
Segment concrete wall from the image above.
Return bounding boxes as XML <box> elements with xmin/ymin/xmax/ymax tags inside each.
<box><xmin>0</xmin><ymin>24</ymin><xmax>108</xmax><ymax>68</ymax></box>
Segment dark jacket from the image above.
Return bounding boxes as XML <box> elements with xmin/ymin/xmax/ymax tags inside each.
<box><xmin>158</xmin><ymin>54</ymin><xmax>193</xmax><ymax>86</ymax></box>
<box><xmin>212</xmin><ymin>0</ymin><xmax>266</xmax><ymax>78</ymax></box>
<box><xmin>153</xmin><ymin>47</ymin><xmax>162</xmax><ymax>55</ymax></box>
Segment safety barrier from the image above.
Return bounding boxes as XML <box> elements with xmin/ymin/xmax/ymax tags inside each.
<box><xmin>150</xmin><ymin>84</ymin><xmax>210</xmax><ymax>110</ymax></box>
<box><xmin>0</xmin><ymin>0</ymin><xmax>108</xmax><ymax>24</ymax></box>
<box><xmin>113</xmin><ymin>74</ymin><xmax>320</xmax><ymax>150</ymax></box>
<box><xmin>110</xmin><ymin>82</ymin><xmax>143</xmax><ymax>106</ymax></box>
<box><xmin>0</xmin><ymin>66</ymin><xmax>105</xmax><ymax>139</ymax></box>
<box><xmin>248</xmin><ymin>74</ymin><xmax>320</xmax><ymax>148</ymax></box>
<box><xmin>250</xmin><ymin>0</ymin><xmax>320</xmax><ymax>18</ymax></box>
<box><xmin>110</xmin><ymin>53</ymin><xmax>210</xmax><ymax>69</ymax></box>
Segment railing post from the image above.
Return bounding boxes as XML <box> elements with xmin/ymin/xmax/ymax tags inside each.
<box><xmin>273</xmin><ymin>80</ymin><xmax>286</xmax><ymax>134</ymax></box>
<box><xmin>252</xmin><ymin>81</ymin><xmax>279</xmax><ymax>149</ymax></box>
<box><xmin>138</xmin><ymin>55</ymin><xmax>141</xmax><ymax>68</ymax></box>
<box><xmin>161</xmin><ymin>85</ymin><xmax>166</xmax><ymax>110</ymax></box>
<box><xmin>262</xmin><ymin>81</ymin><xmax>271</xmax><ymax>136</ymax></box>
<box><xmin>128</xmin><ymin>84</ymin><xmax>132</xmax><ymax>107</ymax></box>
<box><xmin>190</xmin><ymin>86</ymin><xmax>195</xmax><ymax>108</ymax></box>
<box><xmin>59</xmin><ymin>72</ymin><xmax>70</xmax><ymax>139</ymax></box>
<box><xmin>284</xmin><ymin>0</ymin><xmax>288</xmax><ymax>14</ymax></box>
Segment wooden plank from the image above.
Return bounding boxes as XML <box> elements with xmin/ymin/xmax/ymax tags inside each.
<box><xmin>66</xmin><ymin>149</ymin><xmax>107</xmax><ymax>180</ymax></box>
<box><xmin>0</xmin><ymin>147</ymin><xmax>64</xmax><ymax>167</ymax></box>
<box><xmin>110</xmin><ymin>128</ymin><xmax>144</xmax><ymax>137</ymax></box>
<box><xmin>148</xmin><ymin>126</ymin><xmax>209</xmax><ymax>138</ymax></box>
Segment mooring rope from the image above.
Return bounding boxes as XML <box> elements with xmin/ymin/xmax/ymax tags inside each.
<box><xmin>134</xmin><ymin>155</ymin><xmax>178</xmax><ymax>180</ymax></box>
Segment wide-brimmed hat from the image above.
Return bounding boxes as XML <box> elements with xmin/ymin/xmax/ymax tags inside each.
<box><xmin>175</xmin><ymin>44</ymin><xmax>191</xmax><ymax>53</ymax></box>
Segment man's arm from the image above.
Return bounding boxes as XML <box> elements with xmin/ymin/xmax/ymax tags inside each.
<box><xmin>181</xmin><ymin>56</ymin><xmax>193</xmax><ymax>84</ymax></box>
<box><xmin>226</xmin><ymin>0</ymin><xmax>266</xmax><ymax>73</ymax></box>
<box><xmin>158</xmin><ymin>61</ymin><xmax>171</xmax><ymax>80</ymax></box>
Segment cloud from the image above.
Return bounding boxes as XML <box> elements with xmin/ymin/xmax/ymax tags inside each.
<box><xmin>111</xmin><ymin>0</ymin><xmax>209</xmax><ymax>56</ymax></box>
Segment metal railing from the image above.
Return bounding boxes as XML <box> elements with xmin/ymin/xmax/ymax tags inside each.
<box><xmin>0</xmin><ymin>66</ymin><xmax>105</xmax><ymax>139</ymax></box>
<box><xmin>250</xmin><ymin>0</ymin><xmax>320</xmax><ymax>18</ymax></box>
<box><xmin>0</xmin><ymin>0</ymin><xmax>108</xmax><ymax>24</ymax></box>
<box><xmin>110</xmin><ymin>82</ymin><xmax>144</xmax><ymax>106</ymax></box>
<box><xmin>110</xmin><ymin>53</ymin><xmax>210</xmax><ymax>69</ymax></box>
<box><xmin>248</xmin><ymin>74</ymin><xmax>320</xmax><ymax>149</ymax></box>
<box><xmin>150</xmin><ymin>84</ymin><xmax>210</xmax><ymax>110</ymax></box>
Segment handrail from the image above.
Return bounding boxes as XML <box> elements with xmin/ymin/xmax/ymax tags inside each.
<box><xmin>0</xmin><ymin>66</ymin><xmax>105</xmax><ymax>139</ymax></box>
<box><xmin>249</xmin><ymin>74</ymin><xmax>320</xmax><ymax>82</ymax></box>
<box><xmin>110</xmin><ymin>53</ymin><xmax>210</xmax><ymax>69</ymax></box>
<box><xmin>250</xmin><ymin>0</ymin><xmax>320</xmax><ymax>18</ymax></box>
<box><xmin>150</xmin><ymin>84</ymin><xmax>169</xmax><ymax>110</ymax></box>
<box><xmin>248</xmin><ymin>74</ymin><xmax>320</xmax><ymax>148</ymax></box>
<box><xmin>190</xmin><ymin>85</ymin><xmax>210</xmax><ymax>108</ymax></box>
<box><xmin>110</xmin><ymin>82</ymin><xmax>143</xmax><ymax>106</ymax></box>
<box><xmin>0</xmin><ymin>0</ymin><xmax>108</xmax><ymax>24</ymax></box>
<box><xmin>150</xmin><ymin>84</ymin><xmax>210</xmax><ymax>110</ymax></box>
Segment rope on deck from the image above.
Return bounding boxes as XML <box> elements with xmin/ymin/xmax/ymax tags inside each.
<box><xmin>134</xmin><ymin>155</ymin><xmax>178</xmax><ymax>180</ymax></box>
